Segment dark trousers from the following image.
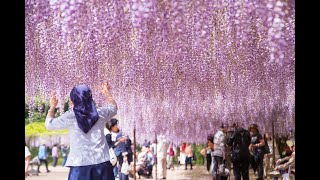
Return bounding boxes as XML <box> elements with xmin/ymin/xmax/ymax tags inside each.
<box><xmin>120</xmin><ymin>173</ymin><xmax>129</xmax><ymax>180</ymax></box>
<box><xmin>185</xmin><ymin>157</ymin><xmax>193</xmax><ymax>170</ymax></box>
<box><xmin>213</xmin><ymin>156</ymin><xmax>228</xmax><ymax>180</ymax></box>
<box><xmin>233</xmin><ymin>160</ymin><xmax>249</xmax><ymax>180</ymax></box>
<box><xmin>206</xmin><ymin>154</ymin><xmax>212</xmax><ymax>171</ymax></box>
<box><xmin>117</xmin><ymin>155</ymin><xmax>124</xmax><ymax>167</ymax></box>
<box><xmin>127</xmin><ymin>153</ymin><xmax>133</xmax><ymax>165</ymax></box>
<box><xmin>117</xmin><ymin>155</ymin><xmax>124</xmax><ymax>180</ymax></box>
<box><xmin>53</xmin><ymin>157</ymin><xmax>58</xmax><ymax>167</ymax></box>
<box><xmin>256</xmin><ymin>160</ymin><xmax>264</xmax><ymax>180</ymax></box>
<box><xmin>250</xmin><ymin>154</ymin><xmax>264</xmax><ymax>180</ymax></box>
<box><xmin>37</xmin><ymin>159</ymin><xmax>49</xmax><ymax>172</ymax></box>
<box><xmin>68</xmin><ymin>161</ymin><xmax>114</xmax><ymax>180</ymax></box>
<box><xmin>148</xmin><ymin>165</ymin><xmax>153</xmax><ymax>176</ymax></box>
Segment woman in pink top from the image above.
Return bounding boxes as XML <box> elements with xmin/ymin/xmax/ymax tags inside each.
<box><xmin>167</xmin><ymin>143</ymin><xmax>175</xmax><ymax>170</ymax></box>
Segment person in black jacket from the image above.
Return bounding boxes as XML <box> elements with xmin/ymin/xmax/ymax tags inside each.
<box><xmin>227</xmin><ymin>123</ymin><xmax>251</xmax><ymax>180</ymax></box>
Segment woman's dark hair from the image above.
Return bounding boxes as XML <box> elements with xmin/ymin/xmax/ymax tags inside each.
<box><xmin>106</xmin><ymin>118</ymin><xmax>119</xmax><ymax>131</ymax></box>
<box><xmin>220</xmin><ymin>122</ymin><xmax>228</xmax><ymax>128</ymax></box>
<box><xmin>248</xmin><ymin>124</ymin><xmax>259</xmax><ymax>133</ymax></box>
<box><xmin>207</xmin><ymin>134</ymin><xmax>214</xmax><ymax>143</ymax></box>
<box><xmin>231</xmin><ymin>122</ymin><xmax>238</xmax><ymax>129</ymax></box>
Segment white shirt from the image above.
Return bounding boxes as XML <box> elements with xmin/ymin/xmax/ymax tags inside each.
<box><xmin>157</xmin><ymin>138</ymin><xmax>170</xmax><ymax>159</ymax></box>
<box><xmin>121</xmin><ymin>161</ymin><xmax>130</xmax><ymax>175</ymax></box>
<box><xmin>103</xmin><ymin>129</ymin><xmax>118</xmax><ymax>142</ymax></box>
<box><xmin>25</xmin><ymin>146</ymin><xmax>31</xmax><ymax>158</ymax></box>
<box><xmin>45</xmin><ymin>104</ymin><xmax>117</xmax><ymax>166</ymax></box>
<box><xmin>111</xmin><ymin>132</ymin><xmax>118</xmax><ymax>141</ymax></box>
<box><xmin>52</xmin><ymin>146</ymin><xmax>59</xmax><ymax>157</ymax></box>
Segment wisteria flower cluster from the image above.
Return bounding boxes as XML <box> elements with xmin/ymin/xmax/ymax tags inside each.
<box><xmin>25</xmin><ymin>0</ymin><xmax>295</xmax><ymax>143</ymax></box>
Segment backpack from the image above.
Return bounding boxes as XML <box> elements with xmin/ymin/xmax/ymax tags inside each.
<box><xmin>231</xmin><ymin>128</ymin><xmax>251</xmax><ymax>162</ymax></box>
<box><xmin>169</xmin><ymin>146</ymin><xmax>174</xmax><ymax>156</ymax></box>
<box><xmin>263</xmin><ymin>137</ymin><xmax>271</xmax><ymax>154</ymax></box>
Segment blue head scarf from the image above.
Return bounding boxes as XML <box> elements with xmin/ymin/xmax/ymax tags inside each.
<box><xmin>70</xmin><ymin>85</ymin><xmax>99</xmax><ymax>133</ymax></box>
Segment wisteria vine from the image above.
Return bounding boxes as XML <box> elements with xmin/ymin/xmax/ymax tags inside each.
<box><xmin>25</xmin><ymin>0</ymin><xmax>295</xmax><ymax>144</ymax></box>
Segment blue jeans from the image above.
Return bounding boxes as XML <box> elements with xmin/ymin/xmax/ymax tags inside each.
<box><xmin>62</xmin><ymin>156</ymin><xmax>67</xmax><ymax>166</ymax></box>
<box><xmin>120</xmin><ymin>173</ymin><xmax>129</xmax><ymax>180</ymax></box>
<box><xmin>113</xmin><ymin>165</ymin><xmax>118</xmax><ymax>178</ymax></box>
<box><xmin>185</xmin><ymin>157</ymin><xmax>193</xmax><ymax>169</ymax></box>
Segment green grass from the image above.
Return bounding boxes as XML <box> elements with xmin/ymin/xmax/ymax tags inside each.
<box><xmin>25</xmin><ymin>121</ymin><xmax>68</xmax><ymax>137</ymax></box>
<box><xmin>192</xmin><ymin>144</ymin><xmax>206</xmax><ymax>165</ymax></box>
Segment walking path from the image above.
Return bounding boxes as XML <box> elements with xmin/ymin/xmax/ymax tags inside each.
<box><xmin>27</xmin><ymin>164</ymin><xmax>274</xmax><ymax>180</ymax></box>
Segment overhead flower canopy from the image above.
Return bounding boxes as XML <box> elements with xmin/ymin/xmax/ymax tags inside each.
<box><xmin>25</xmin><ymin>0</ymin><xmax>295</xmax><ymax>143</ymax></box>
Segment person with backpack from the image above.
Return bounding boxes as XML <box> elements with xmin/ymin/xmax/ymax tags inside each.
<box><xmin>227</xmin><ymin>123</ymin><xmax>251</xmax><ymax>180</ymax></box>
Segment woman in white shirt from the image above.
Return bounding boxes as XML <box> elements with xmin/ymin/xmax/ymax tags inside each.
<box><xmin>51</xmin><ymin>144</ymin><xmax>59</xmax><ymax>167</ymax></box>
<box><xmin>120</xmin><ymin>155</ymin><xmax>130</xmax><ymax>180</ymax></box>
<box><xmin>45</xmin><ymin>82</ymin><xmax>117</xmax><ymax>180</ymax></box>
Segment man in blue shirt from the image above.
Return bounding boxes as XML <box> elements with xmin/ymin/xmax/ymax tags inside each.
<box><xmin>37</xmin><ymin>143</ymin><xmax>50</xmax><ymax>173</ymax></box>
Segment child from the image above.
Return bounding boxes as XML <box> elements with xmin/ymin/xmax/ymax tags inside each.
<box><xmin>120</xmin><ymin>154</ymin><xmax>130</xmax><ymax>180</ymax></box>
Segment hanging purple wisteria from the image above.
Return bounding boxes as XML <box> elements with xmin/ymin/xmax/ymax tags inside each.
<box><xmin>25</xmin><ymin>0</ymin><xmax>295</xmax><ymax>144</ymax></box>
